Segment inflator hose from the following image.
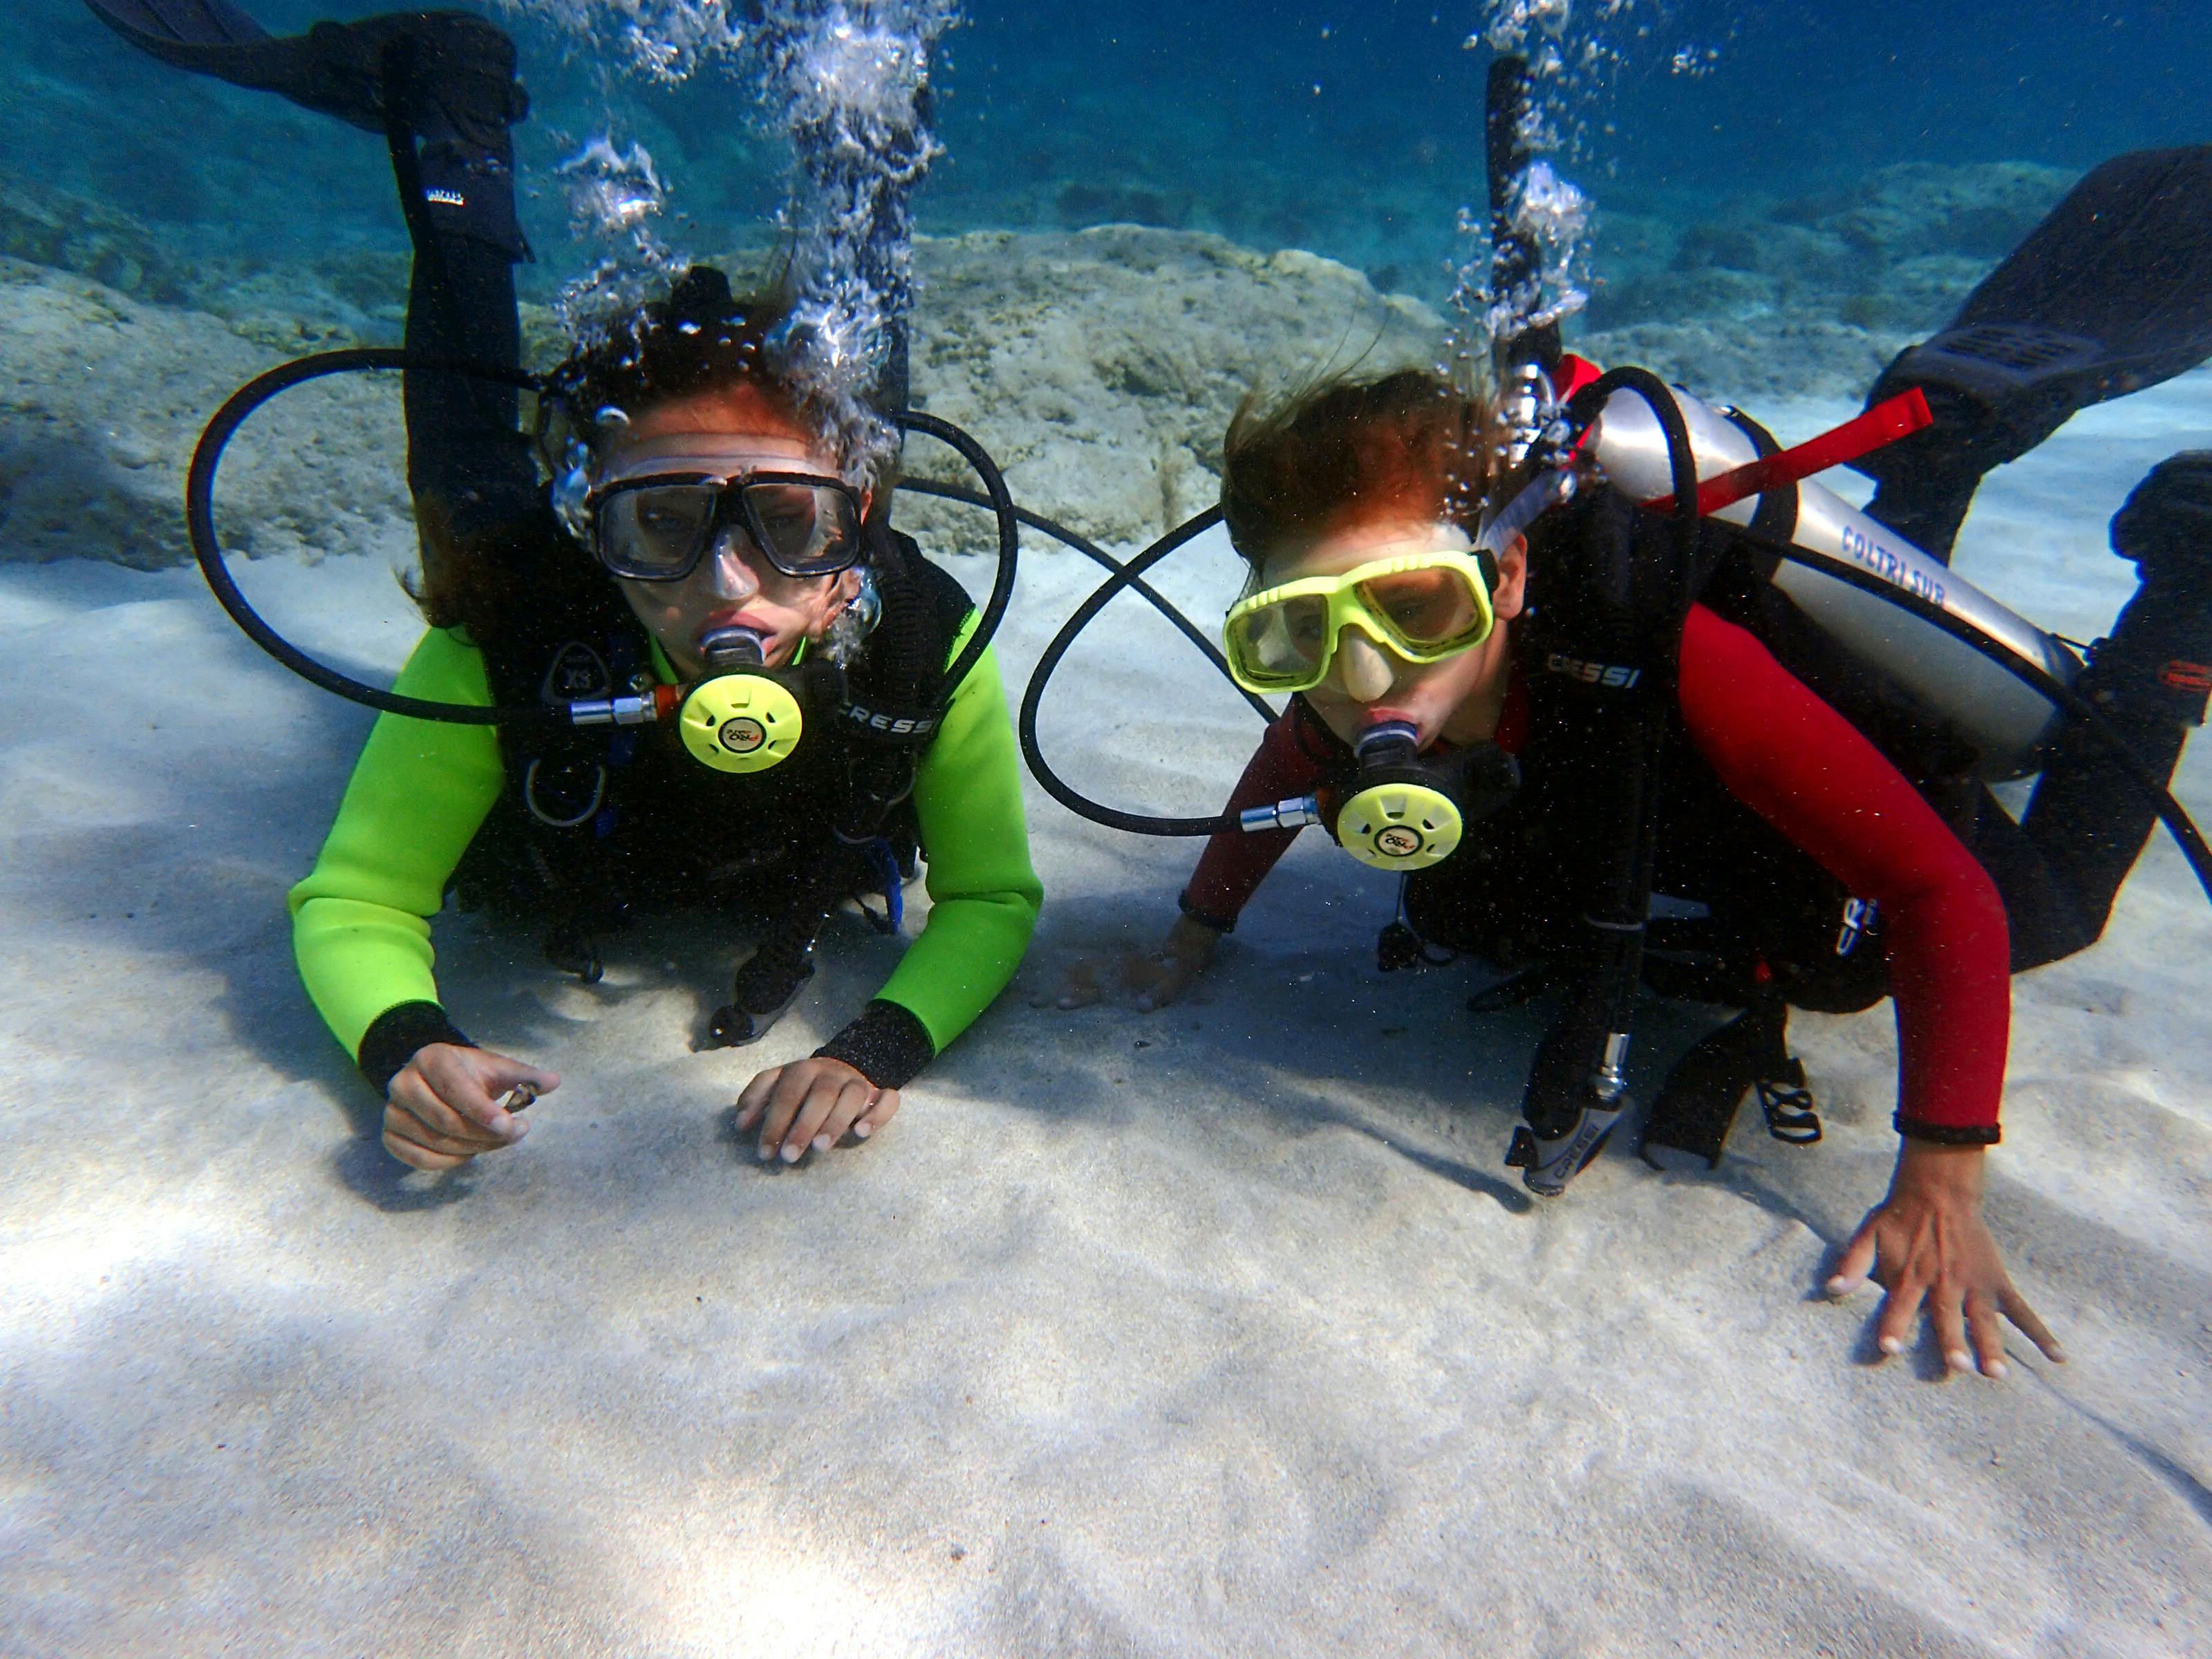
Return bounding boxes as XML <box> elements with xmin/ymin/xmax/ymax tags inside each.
<box><xmin>185</xmin><ymin>347</ymin><xmax>1022</xmax><ymax>727</ymax></box>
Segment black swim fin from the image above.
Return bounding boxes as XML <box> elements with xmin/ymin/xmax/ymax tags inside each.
<box><xmin>1857</xmin><ymin>146</ymin><xmax>2212</xmax><ymax>560</ymax></box>
<box><xmin>1641</xmin><ymin>999</ymin><xmax>1818</xmax><ymax>1169</ymax></box>
<box><xmin>82</xmin><ymin>3</ymin><xmax>529</xmax><ymax>257</ymax></box>
<box><xmin>83</xmin><ymin>0</ymin><xmax>268</xmax><ymax>50</ymax></box>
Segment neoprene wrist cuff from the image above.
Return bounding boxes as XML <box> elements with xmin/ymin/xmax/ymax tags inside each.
<box><xmin>815</xmin><ymin>1000</ymin><xmax>937</xmax><ymax>1090</ymax></box>
<box><xmin>357</xmin><ymin>1000</ymin><xmax>475</xmax><ymax>1097</ymax></box>
<box><xmin>1177</xmin><ymin>891</ymin><xmax>1237</xmax><ymax>934</ymax></box>
<box><xmin>1893</xmin><ymin>1112</ymin><xmax>2001</xmax><ymax>1147</ymax></box>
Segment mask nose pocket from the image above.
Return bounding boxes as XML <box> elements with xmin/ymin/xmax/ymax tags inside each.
<box><xmin>1335</xmin><ymin>631</ymin><xmax>1398</xmax><ymax>701</ymax></box>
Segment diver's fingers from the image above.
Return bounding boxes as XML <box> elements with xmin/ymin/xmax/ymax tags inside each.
<box><xmin>1135</xmin><ymin>953</ymin><xmax>1204</xmax><ymax>1013</ymax></box>
<box><xmin>384</xmin><ymin>1101</ymin><xmax>498</xmax><ymax>1161</ymax></box>
<box><xmin>1932</xmin><ymin>1282</ymin><xmax>1974</xmax><ymax>1377</ymax></box>
<box><xmin>780</xmin><ymin>1077</ymin><xmax>850</xmax><ymax>1163</ymax></box>
<box><xmin>485</xmin><ymin>1056</ymin><xmax>561</xmax><ymax>1098</ymax></box>
<box><xmin>1055</xmin><ymin>959</ymin><xmax>1104</xmax><ymax>1010</ymax></box>
<box><xmin>416</xmin><ymin>1048</ymin><xmax>527</xmax><ymax>1142</ymax></box>
<box><xmin>1826</xmin><ymin>1216</ymin><xmax>1880</xmax><ymax>1298</ymax></box>
<box><xmin>2000</xmin><ymin>1286</ymin><xmax>2066</xmax><ymax>1364</ymax></box>
<box><xmin>382</xmin><ymin>1109</ymin><xmax>478</xmax><ymax>1172</ymax></box>
<box><xmin>383</xmin><ymin>1132</ymin><xmax>471</xmax><ymax>1172</ymax></box>
<box><xmin>1965</xmin><ymin>1292</ymin><xmax>2009</xmax><ymax>1380</ymax></box>
<box><xmin>1874</xmin><ymin>1273</ymin><xmax>1929</xmax><ymax>1360</ymax></box>
<box><xmin>816</xmin><ymin>1078</ymin><xmax>877</xmax><ymax>1150</ymax></box>
<box><xmin>756</xmin><ymin>1065</ymin><xmax>817</xmax><ymax>1160</ymax></box>
<box><xmin>388</xmin><ymin>1067</ymin><xmax>509</xmax><ymax>1150</ymax></box>
<box><xmin>735</xmin><ymin>1066</ymin><xmax>784</xmax><ymax>1132</ymax></box>
<box><xmin>852</xmin><ymin>1086</ymin><xmax>901</xmax><ymax>1141</ymax></box>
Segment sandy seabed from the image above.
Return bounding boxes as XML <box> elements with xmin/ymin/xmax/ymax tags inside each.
<box><xmin>1</xmin><ymin>319</ymin><xmax>2209</xmax><ymax>1652</ymax></box>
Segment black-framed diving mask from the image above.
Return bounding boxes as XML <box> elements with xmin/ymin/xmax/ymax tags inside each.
<box><xmin>588</xmin><ymin>471</ymin><xmax>865</xmax><ymax>583</ymax></box>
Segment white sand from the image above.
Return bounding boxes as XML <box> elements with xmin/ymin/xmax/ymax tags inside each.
<box><xmin>1</xmin><ymin>332</ymin><xmax>2209</xmax><ymax>1653</ymax></box>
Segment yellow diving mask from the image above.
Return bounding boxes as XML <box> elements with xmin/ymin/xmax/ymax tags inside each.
<box><xmin>1221</xmin><ymin>549</ymin><xmax>1498</xmax><ymax>696</ymax></box>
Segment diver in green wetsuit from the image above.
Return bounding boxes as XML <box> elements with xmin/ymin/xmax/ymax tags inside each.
<box><xmin>288</xmin><ymin>288</ymin><xmax>1041</xmax><ymax>1172</ymax></box>
<box><xmin>85</xmin><ymin>4</ymin><xmax>1040</xmax><ymax>1171</ymax></box>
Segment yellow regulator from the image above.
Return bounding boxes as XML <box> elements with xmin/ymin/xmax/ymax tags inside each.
<box><xmin>678</xmin><ymin>672</ymin><xmax>806</xmax><ymax>775</ymax></box>
<box><xmin>1338</xmin><ymin>777</ymin><xmax>1465</xmax><ymax>871</ymax></box>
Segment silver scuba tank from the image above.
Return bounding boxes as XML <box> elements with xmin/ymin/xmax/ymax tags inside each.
<box><xmin>1584</xmin><ymin>384</ymin><xmax>2079</xmax><ymax>778</ymax></box>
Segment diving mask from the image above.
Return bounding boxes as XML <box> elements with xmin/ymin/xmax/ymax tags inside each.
<box><xmin>1222</xmin><ymin>548</ymin><xmax>1499</xmax><ymax>696</ymax></box>
<box><xmin>590</xmin><ymin>470</ymin><xmax>865</xmax><ymax>583</ymax></box>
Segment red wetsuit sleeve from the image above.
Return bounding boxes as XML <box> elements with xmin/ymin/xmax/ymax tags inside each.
<box><xmin>1179</xmin><ymin>709</ymin><xmax>1335</xmax><ymax>929</ymax></box>
<box><xmin>1675</xmin><ymin>603</ymin><xmax>2012</xmax><ymax>1134</ymax></box>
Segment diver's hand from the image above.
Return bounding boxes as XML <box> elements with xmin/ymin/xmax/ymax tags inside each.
<box><xmin>1054</xmin><ymin>914</ymin><xmax>1221</xmax><ymax>1013</ymax></box>
<box><xmin>736</xmin><ymin>1057</ymin><xmax>899</xmax><ymax>1164</ymax></box>
<box><xmin>383</xmin><ymin>1044</ymin><xmax>558</xmax><ymax>1172</ymax></box>
<box><xmin>1826</xmin><ymin>1141</ymin><xmax>2065</xmax><ymax>1378</ymax></box>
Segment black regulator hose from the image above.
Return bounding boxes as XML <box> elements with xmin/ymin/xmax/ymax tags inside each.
<box><xmin>187</xmin><ymin>348</ymin><xmax>543</xmax><ymax>724</ymax></box>
<box><xmin>185</xmin><ymin>347</ymin><xmax>1024</xmax><ymax>726</ymax></box>
<box><xmin>1018</xmin><ymin>504</ymin><xmax>1267</xmax><ymax>838</ymax></box>
<box><xmin>897</xmin><ymin>476</ymin><xmax>1271</xmax><ymax>720</ymax></box>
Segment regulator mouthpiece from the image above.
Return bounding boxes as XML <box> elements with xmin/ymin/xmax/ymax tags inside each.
<box><xmin>681</xmin><ymin>628</ymin><xmax>804</xmax><ymax>774</ymax></box>
<box><xmin>1338</xmin><ymin>722</ymin><xmax>1466</xmax><ymax>872</ymax></box>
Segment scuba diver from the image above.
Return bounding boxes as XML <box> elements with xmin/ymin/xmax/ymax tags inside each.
<box><xmin>1043</xmin><ymin>118</ymin><xmax>2212</xmax><ymax>1378</ymax></box>
<box><xmin>85</xmin><ymin>1</ymin><xmax>1041</xmax><ymax>1171</ymax></box>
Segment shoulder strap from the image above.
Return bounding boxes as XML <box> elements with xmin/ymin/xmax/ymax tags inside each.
<box><xmin>1510</xmin><ymin>487</ymin><xmax>1697</xmax><ymax>1188</ymax></box>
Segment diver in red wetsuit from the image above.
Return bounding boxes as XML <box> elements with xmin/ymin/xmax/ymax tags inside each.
<box><xmin>1078</xmin><ymin>367</ymin><xmax>2212</xmax><ymax>1382</ymax></box>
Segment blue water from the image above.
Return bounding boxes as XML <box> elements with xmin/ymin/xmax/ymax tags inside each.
<box><xmin>4</xmin><ymin>0</ymin><xmax>2202</xmax><ymax>329</ymax></box>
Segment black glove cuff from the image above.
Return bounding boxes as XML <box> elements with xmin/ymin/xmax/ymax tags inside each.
<box><xmin>1177</xmin><ymin>892</ymin><xmax>1236</xmax><ymax>935</ymax></box>
<box><xmin>1893</xmin><ymin>1112</ymin><xmax>2001</xmax><ymax>1147</ymax></box>
<box><xmin>358</xmin><ymin>1001</ymin><xmax>474</xmax><ymax>1098</ymax></box>
<box><xmin>814</xmin><ymin>1000</ymin><xmax>937</xmax><ymax>1091</ymax></box>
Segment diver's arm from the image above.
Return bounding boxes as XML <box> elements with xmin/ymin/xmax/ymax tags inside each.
<box><xmin>1178</xmin><ymin>708</ymin><xmax>1335</xmax><ymax>930</ymax></box>
<box><xmin>1675</xmin><ymin>605</ymin><xmax>2056</xmax><ymax>1378</ymax></box>
<box><xmin>287</xmin><ymin>627</ymin><xmax>509</xmax><ymax>1091</ymax></box>
<box><xmin>812</xmin><ymin>633</ymin><xmax>1043</xmax><ymax>1088</ymax></box>
<box><xmin>1674</xmin><ymin>603</ymin><xmax>2012</xmax><ymax>1138</ymax></box>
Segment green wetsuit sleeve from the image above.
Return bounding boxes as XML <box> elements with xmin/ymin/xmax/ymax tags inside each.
<box><xmin>286</xmin><ymin>628</ymin><xmax>506</xmax><ymax>1060</ymax></box>
<box><xmin>872</xmin><ymin>621</ymin><xmax>1044</xmax><ymax>1053</ymax></box>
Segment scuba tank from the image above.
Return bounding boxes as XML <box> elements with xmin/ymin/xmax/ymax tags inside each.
<box><xmin>1579</xmin><ymin>380</ymin><xmax>2079</xmax><ymax>778</ymax></box>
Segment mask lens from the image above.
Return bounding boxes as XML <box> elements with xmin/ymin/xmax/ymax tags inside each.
<box><xmin>1357</xmin><ymin>565</ymin><xmax>1487</xmax><ymax>651</ymax></box>
<box><xmin>601</xmin><ymin>483</ymin><xmax>717</xmax><ymax>579</ymax></box>
<box><xmin>1228</xmin><ymin>593</ymin><xmax>1334</xmax><ymax>688</ymax></box>
<box><xmin>742</xmin><ymin>480</ymin><xmax>861</xmax><ymax>575</ymax></box>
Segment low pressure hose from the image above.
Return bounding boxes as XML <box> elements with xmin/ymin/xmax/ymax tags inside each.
<box><xmin>184</xmin><ymin>347</ymin><xmax>1023</xmax><ymax>727</ymax></box>
<box><xmin>1015</xmin><ymin>505</ymin><xmax>1271</xmax><ymax>838</ymax></box>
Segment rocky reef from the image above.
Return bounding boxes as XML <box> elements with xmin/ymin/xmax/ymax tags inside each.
<box><xmin>0</xmin><ymin>158</ymin><xmax>2084</xmax><ymax>571</ymax></box>
<box><xmin>1577</xmin><ymin>161</ymin><xmax>2078</xmax><ymax>399</ymax></box>
<box><xmin>0</xmin><ymin>225</ymin><xmax>1441</xmax><ymax>570</ymax></box>
<box><xmin>903</xmin><ymin>226</ymin><xmax>1443</xmax><ymax>551</ymax></box>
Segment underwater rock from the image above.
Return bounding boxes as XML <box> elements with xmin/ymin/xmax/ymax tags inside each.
<box><xmin>0</xmin><ymin>259</ymin><xmax>411</xmax><ymax>571</ymax></box>
<box><xmin>903</xmin><ymin>225</ymin><xmax>1446</xmax><ymax>552</ymax></box>
<box><xmin>1577</xmin><ymin>160</ymin><xmax>2079</xmax><ymax>397</ymax></box>
<box><xmin>0</xmin><ymin>162</ymin><xmax>2097</xmax><ymax>570</ymax></box>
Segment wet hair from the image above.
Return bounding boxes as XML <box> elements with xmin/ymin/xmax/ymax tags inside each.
<box><xmin>1219</xmin><ymin>368</ymin><xmax>1493</xmax><ymax>571</ymax></box>
<box><xmin>414</xmin><ymin>265</ymin><xmax>873</xmax><ymax>639</ymax></box>
<box><xmin>539</xmin><ymin>265</ymin><xmax>814</xmax><ymax>467</ymax></box>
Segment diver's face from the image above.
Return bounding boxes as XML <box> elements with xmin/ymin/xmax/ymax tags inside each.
<box><xmin>1257</xmin><ymin>512</ymin><xmax>1528</xmax><ymax>751</ymax></box>
<box><xmin>596</xmin><ymin>385</ymin><xmax>865</xmax><ymax>682</ymax></box>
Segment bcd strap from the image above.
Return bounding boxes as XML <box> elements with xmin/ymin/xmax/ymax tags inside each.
<box><xmin>1514</xmin><ymin>488</ymin><xmax>1698</xmax><ymax>1183</ymax></box>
